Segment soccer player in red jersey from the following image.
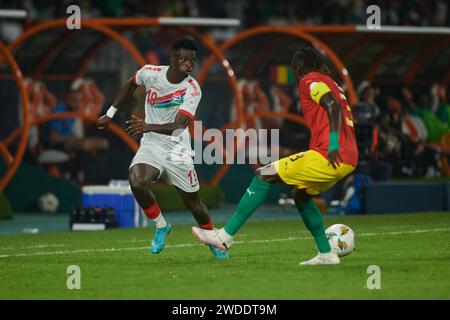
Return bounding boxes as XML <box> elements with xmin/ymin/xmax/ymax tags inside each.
<box><xmin>192</xmin><ymin>47</ymin><xmax>358</xmax><ymax>265</ymax></box>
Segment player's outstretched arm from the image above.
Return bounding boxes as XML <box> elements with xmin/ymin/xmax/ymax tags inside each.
<box><xmin>125</xmin><ymin>112</ymin><xmax>192</xmax><ymax>138</ymax></box>
<box><xmin>319</xmin><ymin>92</ymin><xmax>343</xmax><ymax>169</ymax></box>
<box><xmin>97</xmin><ymin>77</ymin><xmax>138</xmax><ymax>131</ymax></box>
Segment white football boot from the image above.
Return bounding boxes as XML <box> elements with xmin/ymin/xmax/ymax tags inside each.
<box><xmin>192</xmin><ymin>227</ymin><xmax>233</xmax><ymax>252</ymax></box>
<box><xmin>299</xmin><ymin>251</ymin><xmax>340</xmax><ymax>265</ymax></box>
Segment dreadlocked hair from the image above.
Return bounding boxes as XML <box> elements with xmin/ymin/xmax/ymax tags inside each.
<box><xmin>291</xmin><ymin>47</ymin><xmax>331</xmax><ymax>78</ymax></box>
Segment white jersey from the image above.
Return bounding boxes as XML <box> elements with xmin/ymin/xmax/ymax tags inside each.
<box><xmin>134</xmin><ymin>64</ymin><xmax>201</xmax><ymax>155</ymax></box>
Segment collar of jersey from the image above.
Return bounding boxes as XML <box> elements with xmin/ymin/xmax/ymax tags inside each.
<box><xmin>162</xmin><ymin>66</ymin><xmax>189</xmax><ymax>88</ymax></box>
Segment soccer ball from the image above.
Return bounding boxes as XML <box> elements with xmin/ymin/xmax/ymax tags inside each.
<box><xmin>326</xmin><ymin>224</ymin><xmax>355</xmax><ymax>256</ymax></box>
<box><xmin>38</xmin><ymin>193</ymin><xmax>59</xmax><ymax>213</ymax></box>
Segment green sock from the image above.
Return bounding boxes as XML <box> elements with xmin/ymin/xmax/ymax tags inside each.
<box><xmin>224</xmin><ymin>177</ymin><xmax>271</xmax><ymax>236</ymax></box>
<box><xmin>296</xmin><ymin>199</ymin><xmax>331</xmax><ymax>253</ymax></box>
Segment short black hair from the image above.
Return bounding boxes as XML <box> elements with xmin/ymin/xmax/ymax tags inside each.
<box><xmin>171</xmin><ymin>36</ymin><xmax>198</xmax><ymax>53</ymax></box>
<box><xmin>291</xmin><ymin>47</ymin><xmax>330</xmax><ymax>77</ymax></box>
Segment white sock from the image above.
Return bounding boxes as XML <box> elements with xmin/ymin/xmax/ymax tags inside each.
<box><xmin>218</xmin><ymin>228</ymin><xmax>234</xmax><ymax>247</ymax></box>
<box><xmin>152</xmin><ymin>213</ymin><xmax>167</xmax><ymax>228</ymax></box>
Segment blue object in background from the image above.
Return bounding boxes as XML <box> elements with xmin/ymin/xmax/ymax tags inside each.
<box><xmin>364</xmin><ymin>182</ymin><xmax>446</xmax><ymax>213</ymax></box>
<box><xmin>81</xmin><ymin>186</ymin><xmax>145</xmax><ymax>228</ymax></box>
<box><xmin>343</xmin><ymin>174</ymin><xmax>372</xmax><ymax>214</ymax></box>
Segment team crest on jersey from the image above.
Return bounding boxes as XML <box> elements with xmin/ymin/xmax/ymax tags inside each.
<box><xmin>147</xmin><ymin>88</ymin><xmax>187</xmax><ymax>108</ymax></box>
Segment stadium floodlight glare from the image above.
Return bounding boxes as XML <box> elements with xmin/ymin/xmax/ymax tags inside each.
<box><xmin>158</xmin><ymin>17</ymin><xmax>240</xmax><ymax>27</ymax></box>
<box><xmin>356</xmin><ymin>25</ymin><xmax>450</xmax><ymax>35</ymax></box>
<box><xmin>0</xmin><ymin>9</ymin><xmax>27</xmax><ymax>19</ymax></box>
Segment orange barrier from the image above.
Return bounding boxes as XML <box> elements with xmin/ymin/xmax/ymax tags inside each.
<box><xmin>2</xmin><ymin>112</ymin><xmax>138</xmax><ymax>154</ymax></box>
<box><xmin>0</xmin><ymin>142</ymin><xmax>13</xmax><ymax>165</ymax></box>
<box><xmin>1</xmin><ymin>18</ymin><xmax>243</xmax><ymax>190</ymax></box>
<box><xmin>181</xmin><ymin>27</ymin><xmax>245</xmax><ymax>126</ymax></box>
<box><xmin>7</xmin><ymin>19</ymin><xmax>147</xmax><ymax>69</ymax></box>
<box><xmin>197</xmin><ymin>25</ymin><xmax>357</xmax><ymax>107</ymax></box>
<box><xmin>2</xmin><ymin>21</ymin><xmax>366</xmax><ymax>189</ymax></box>
<box><xmin>0</xmin><ymin>20</ymin><xmax>146</xmax><ymax>190</ymax></box>
<box><xmin>6</xmin><ymin>18</ymin><xmax>244</xmax><ymax>127</ymax></box>
<box><xmin>0</xmin><ymin>41</ymin><xmax>30</xmax><ymax>192</ymax></box>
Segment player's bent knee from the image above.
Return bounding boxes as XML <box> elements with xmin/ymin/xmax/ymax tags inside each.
<box><xmin>255</xmin><ymin>167</ymin><xmax>271</xmax><ymax>182</ymax></box>
<box><xmin>255</xmin><ymin>164</ymin><xmax>280</xmax><ymax>184</ymax></box>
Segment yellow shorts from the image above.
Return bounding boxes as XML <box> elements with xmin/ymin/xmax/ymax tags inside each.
<box><xmin>273</xmin><ymin>150</ymin><xmax>356</xmax><ymax>195</ymax></box>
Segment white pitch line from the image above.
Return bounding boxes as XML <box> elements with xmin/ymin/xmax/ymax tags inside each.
<box><xmin>0</xmin><ymin>246</ymin><xmax>149</xmax><ymax>259</ymax></box>
<box><xmin>0</xmin><ymin>244</ymin><xmax>66</xmax><ymax>250</ymax></box>
<box><xmin>359</xmin><ymin>228</ymin><xmax>450</xmax><ymax>236</ymax></box>
<box><xmin>0</xmin><ymin>227</ymin><xmax>449</xmax><ymax>259</ymax></box>
<box><xmin>115</xmin><ymin>233</ymin><xmax>253</xmax><ymax>244</ymax></box>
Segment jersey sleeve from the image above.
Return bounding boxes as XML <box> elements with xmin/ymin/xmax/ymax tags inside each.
<box><xmin>178</xmin><ymin>79</ymin><xmax>202</xmax><ymax>119</ymax></box>
<box><xmin>309</xmin><ymin>81</ymin><xmax>332</xmax><ymax>104</ymax></box>
<box><xmin>134</xmin><ymin>65</ymin><xmax>155</xmax><ymax>86</ymax></box>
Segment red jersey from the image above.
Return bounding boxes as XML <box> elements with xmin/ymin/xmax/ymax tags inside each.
<box><xmin>299</xmin><ymin>72</ymin><xmax>358</xmax><ymax>166</ymax></box>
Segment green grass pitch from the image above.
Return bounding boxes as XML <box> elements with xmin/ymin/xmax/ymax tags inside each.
<box><xmin>0</xmin><ymin>212</ymin><xmax>449</xmax><ymax>299</ymax></box>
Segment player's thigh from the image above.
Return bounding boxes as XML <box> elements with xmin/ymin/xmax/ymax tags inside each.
<box><xmin>129</xmin><ymin>146</ymin><xmax>164</xmax><ymax>185</ymax></box>
<box><xmin>128</xmin><ymin>163</ymin><xmax>161</xmax><ymax>187</ymax></box>
<box><xmin>255</xmin><ymin>162</ymin><xmax>283</xmax><ymax>184</ymax></box>
<box><xmin>274</xmin><ymin>150</ymin><xmax>332</xmax><ymax>187</ymax></box>
<box><xmin>276</xmin><ymin>150</ymin><xmax>355</xmax><ymax>194</ymax></box>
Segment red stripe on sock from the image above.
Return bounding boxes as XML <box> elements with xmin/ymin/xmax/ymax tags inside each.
<box><xmin>199</xmin><ymin>221</ymin><xmax>214</xmax><ymax>230</ymax></box>
<box><xmin>143</xmin><ymin>203</ymin><xmax>161</xmax><ymax>220</ymax></box>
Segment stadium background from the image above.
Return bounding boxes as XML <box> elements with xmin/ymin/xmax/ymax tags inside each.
<box><xmin>0</xmin><ymin>0</ymin><xmax>450</xmax><ymax>300</ymax></box>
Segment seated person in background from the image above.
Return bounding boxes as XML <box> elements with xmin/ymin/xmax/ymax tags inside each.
<box><xmin>46</xmin><ymin>87</ymin><xmax>109</xmax><ymax>184</ymax></box>
<box><xmin>410</xmin><ymin>91</ymin><xmax>450</xmax><ymax>143</ymax></box>
<box><xmin>354</xmin><ymin>81</ymin><xmax>380</xmax><ymax>124</ymax></box>
<box><xmin>398</xmin><ymin>88</ymin><xmax>442</xmax><ymax>177</ymax></box>
<box><xmin>23</xmin><ymin>79</ymin><xmax>57</xmax><ymax>161</ymax></box>
<box><xmin>433</xmin><ymin>84</ymin><xmax>450</xmax><ymax>127</ymax></box>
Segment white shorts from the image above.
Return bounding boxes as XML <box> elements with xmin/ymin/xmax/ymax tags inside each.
<box><xmin>129</xmin><ymin>144</ymin><xmax>199</xmax><ymax>193</ymax></box>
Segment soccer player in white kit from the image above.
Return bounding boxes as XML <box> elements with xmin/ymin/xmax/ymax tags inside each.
<box><xmin>97</xmin><ymin>37</ymin><xmax>228</xmax><ymax>259</ymax></box>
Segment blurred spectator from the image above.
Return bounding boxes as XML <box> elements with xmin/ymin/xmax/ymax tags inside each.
<box><xmin>434</xmin><ymin>84</ymin><xmax>450</xmax><ymax>126</ymax></box>
<box><xmin>412</xmin><ymin>92</ymin><xmax>450</xmax><ymax>144</ymax></box>
<box><xmin>45</xmin><ymin>87</ymin><xmax>109</xmax><ymax>184</ymax></box>
<box><xmin>353</xmin><ymin>81</ymin><xmax>394</xmax><ymax>181</ymax></box>
<box><xmin>22</xmin><ymin>79</ymin><xmax>57</xmax><ymax>160</ymax></box>
<box><xmin>326</xmin><ymin>82</ymin><xmax>450</xmax><ymax>210</ymax></box>
<box><xmin>354</xmin><ymin>81</ymin><xmax>381</xmax><ymax>161</ymax></box>
<box><xmin>0</xmin><ymin>20</ymin><xmax>22</xmax><ymax>43</ymax></box>
<box><xmin>354</xmin><ymin>81</ymin><xmax>380</xmax><ymax>124</ymax></box>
